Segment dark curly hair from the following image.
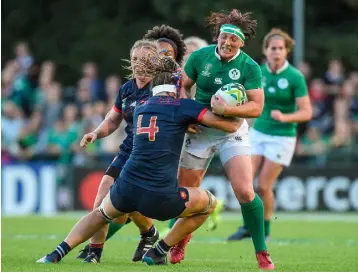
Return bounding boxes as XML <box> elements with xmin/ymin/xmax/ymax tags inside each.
<box><xmin>143</xmin><ymin>25</ymin><xmax>186</xmax><ymax>66</ymax></box>
<box><xmin>206</xmin><ymin>9</ymin><xmax>257</xmax><ymax>42</ymax></box>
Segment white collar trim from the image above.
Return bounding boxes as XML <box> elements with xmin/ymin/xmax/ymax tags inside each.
<box><xmin>266</xmin><ymin>60</ymin><xmax>289</xmax><ymax>74</ymax></box>
<box><xmin>215</xmin><ymin>46</ymin><xmax>241</xmax><ymax>62</ymax></box>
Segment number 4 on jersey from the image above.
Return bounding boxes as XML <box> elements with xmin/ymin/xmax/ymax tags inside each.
<box><xmin>136</xmin><ymin>115</ymin><xmax>159</xmax><ymax>141</ymax></box>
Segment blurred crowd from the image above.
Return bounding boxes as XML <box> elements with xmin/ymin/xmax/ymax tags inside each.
<box><xmin>2</xmin><ymin>42</ymin><xmax>127</xmax><ymax>167</ymax></box>
<box><xmin>295</xmin><ymin>60</ymin><xmax>358</xmax><ymax>161</ymax></box>
<box><xmin>2</xmin><ymin>41</ymin><xmax>358</xmax><ymax>169</ymax></box>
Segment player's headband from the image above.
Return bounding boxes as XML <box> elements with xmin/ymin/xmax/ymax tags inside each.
<box><xmin>152</xmin><ymin>84</ymin><xmax>177</xmax><ymax>96</ymax></box>
<box><xmin>158</xmin><ymin>38</ymin><xmax>177</xmax><ymax>59</ymax></box>
<box><xmin>220</xmin><ymin>24</ymin><xmax>245</xmax><ymax>43</ymax></box>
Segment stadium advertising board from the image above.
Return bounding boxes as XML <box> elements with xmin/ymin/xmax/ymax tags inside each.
<box><xmin>1</xmin><ymin>163</ymin><xmax>57</xmax><ymax>216</ymax></box>
<box><xmin>72</xmin><ymin>166</ymin><xmax>358</xmax><ymax>212</ymax></box>
<box><xmin>203</xmin><ymin>167</ymin><xmax>358</xmax><ymax>211</ymax></box>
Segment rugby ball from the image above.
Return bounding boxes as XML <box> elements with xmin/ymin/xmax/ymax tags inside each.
<box><xmin>215</xmin><ymin>83</ymin><xmax>247</xmax><ymax>106</ymax></box>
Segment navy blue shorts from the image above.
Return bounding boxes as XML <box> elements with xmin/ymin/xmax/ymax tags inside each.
<box><xmin>109</xmin><ymin>180</ymin><xmax>189</xmax><ymax>221</ymax></box>
<box><xmin>104</xmin><ymin>152</ymin><xmax>129</xmax><ymax>179</ymax></box>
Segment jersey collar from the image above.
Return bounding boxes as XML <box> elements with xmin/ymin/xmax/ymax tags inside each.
<box><xmin>266</xmin><ymin>60</ymin><xmax>289</xmax><ymax>74</ymax></box>
<box><xmin>215</xmin><ymin>46</ymin><xmax>241</xmax><ymax>62</ymax></box>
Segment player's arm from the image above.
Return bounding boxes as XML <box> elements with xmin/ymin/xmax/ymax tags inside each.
<box><xmin>181</xmin><ymin>52</ymin><xmax>197</xmax><ymax>98</ymax></box>
<box><xmin>222</xmin><ymin>88</ymin><xmax>264</xmax><ymax>118</ymax></box>
<box><xmin>199</xmin><ymin>110</ymin><xmax>241</xmax><ymax>133</ymax></box>
<box><xmin>212</xmin><ymin>64</ymin><xmax>264</xmax><ymax>118</ymax></box>
<box><xmin>80</xmin><ymin>92</ymin><xmax>123</xmax><ymax>147</ymax></box>
<box><xmin>180</xmin><ymin>71</ymin><xmax>196</xmax><ymax>98</ymax></box>
<box><xmin>272</xmin><ymin>73</ymin><xmax>312</xmax><ymax>123</ymax></box>
<box><xmin>272</xmin><ymin>96</ymin><xmax>312</xmax><ymax>123</ymax></box>
<box><xmin>93</xmin><ymin>108</ymin><xmax>123</xmax><ymax>139</ymax></box>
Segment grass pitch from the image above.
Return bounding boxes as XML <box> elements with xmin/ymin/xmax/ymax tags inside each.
<box><xmin>2</xmin><ymin>212</ymin><xmax>358</xmax><ymax>271</ymax></box>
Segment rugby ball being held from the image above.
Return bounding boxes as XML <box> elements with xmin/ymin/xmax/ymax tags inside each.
<box><xmin>215</xmin><ymin>83</ymin><xmax>247</xmax><ymax>106</ymax></box>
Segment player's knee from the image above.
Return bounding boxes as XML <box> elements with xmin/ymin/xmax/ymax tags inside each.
<box><xmin>257</xmin><ymin>184</ymin><xmax>272</xmax><ymax>197</ymax></box>
<box><xmin>178</xmin><ymin>168</ymin><xmax>203</xmax><ymax>187</ymax></box>
<box><xmin>100</xmin><ymin>175</ymin><xmax>115</xmax><ymax>190</ymax></box>
<box><xmin>235</xmin><ymin>187</ymin><xmax>255</xmax><ymax>204</ymax></box>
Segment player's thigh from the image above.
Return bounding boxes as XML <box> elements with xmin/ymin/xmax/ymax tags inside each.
<box><xmin>107</xmin><ymin>179</ymin><xmax>137</xmax><ymax>217</ymax></box>
<box><xmin>94</xmin><ymin>153</ymin><xmax>128</xmax><ymax>209</ymax></box>
<box><xmin>93</xmin><ymin>175</ymin><xmax>115</xmax><ymax>209</ymax></box>
<box><xmin>223</xmin><ymin>154</ymin><xmax>254</xmax><ymax>203</ymax></box>
<box><xmin>251</xmin><ymin>155</ymin><xmax>264</xmax><ymax>179</ymax></box>
<box><xmin>257</xmin><ymin>158</ymin><xmax>283</xmax><ymax>193</ymax></box>
<box><xmin>179</xmin><ymin>133</ymin><xmax>215</xmax><ymax>187</ymax></box>
<box><xmin>178</xmin><ymin>187</ymin><xmax>217</xmax><ymax>218</ymax></box>
<box><xmin>259</xmin><ymin>133</ymin><xmax>296</xmax><ymax>168</ymax></box>
<box><xmin>99</xmin><ymin>192</ymin><xmax>126</xmax><ymax>221</ymax></box>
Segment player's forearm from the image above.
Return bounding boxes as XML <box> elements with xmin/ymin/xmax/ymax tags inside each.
<box><xmin>224</xmin><ymin>101</ymin><xmax>263</xmax><ymax>118</ymax></box>
<box><xmin>93</xmin><ymin>119</ymin><xmax>120</xmax><ymax>139</ymax></box>
<box><xmin>216</xmin><ymin>118</ymin><xmax>243</xmax><ymax>133</ymax></box>
<box><xmin>281</xmin><ymin>109</ymin><xmax>312</xmax><ymax>123</ymax></box>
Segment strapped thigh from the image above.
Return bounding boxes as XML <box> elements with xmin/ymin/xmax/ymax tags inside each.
<box><xmin>99</xmin><ymin>201</ymin><xmax>114</xmax><ymax>222</ymax></box>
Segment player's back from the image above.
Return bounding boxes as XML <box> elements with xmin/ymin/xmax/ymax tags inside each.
<box><xmin>120</xmin><ymin>96</ymin><xmax>206</xmax><ymax>193</ymax></box>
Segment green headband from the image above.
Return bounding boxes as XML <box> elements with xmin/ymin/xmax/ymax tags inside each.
<box><xmin>220</xmin><ymin>24</ymin><xmax>245</xmax><ymax>43</ymax></box>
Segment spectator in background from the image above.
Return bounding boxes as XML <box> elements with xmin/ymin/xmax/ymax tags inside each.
<box><xmin>101</xmin><ymin>76</ymin><xmax>127</xmax><ymax>154</ymax></box>
<box><xmin>1</xmin><ymin>101</ymin><xmax>24</xmax><ymax>150</ymax></box>
<box><xmin>298</xmin><ymin>61</ymin><xmax>311</xmax><ymax>82</ymax></box>
<box><xmin>82</xmin><ymin>62</ymin><xmax>104</xmax><ymax>101</ymax></box>
<box><xmin>331</xmin><ymin>80</ymin><xmax>354</xmax><ymax>148</ymax></box>
<box><xmin>2</xmin><ymin>61</ymin><xmax>17</xmax><ymax>101</ymax></box>
<box><xmin>296</xmin><ymin>126</ymin><xmax>330</xmax><ymax>155</ymax></box>
<box><xmin>104</xmin><ymin>75</ymin><xmax>122</xmax><ymax>109</ymax></box>
<box><xmin>34</xmin><ymin>61</ymin><xmax>57</xmax><ymax>109</ymax></box>
<box><xmin>309</xmin><ymin>78</ymin><xmax>330</xmax><ymax>132</ymax></box>
<box><xmin>323</xmin><ymin>60</ymin><xmax>345</xmax><ymax>117</ymax></box>
<box><xmin>348</xmin><ymin>72</ymin><xmax>358</xmax><ymax>145</ymax></box>
<box><xmin>15</xmin><ymin>42</ymin><xmax>33</xmax><ymax>75</ymax></box>
<box><xmin>76</xmin><ymin>78</ymin><xmax>92</xmax><ymax>111</ymax></box>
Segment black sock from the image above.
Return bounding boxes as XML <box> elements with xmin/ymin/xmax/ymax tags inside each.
<box><xmin>89</xmin><ymin>243</ymin><xmax>104</xmax><ymax>258</ymax></box>
<box><xmin>52</xmin><ymin>241</ymin><xmax>71</xmax><ymax>261</ymax></box>
<box><xmin>154</xmin><ymin>239</ymin><xmax>170</xmax><ymax>256</ymax></box>
<box><xmin>141</xmin><ymin>225</ymin><xmax>156</xmax><ymax>237</ymax></box>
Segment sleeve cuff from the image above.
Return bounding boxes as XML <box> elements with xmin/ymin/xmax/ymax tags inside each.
<box><xmin>197</xmin><ymin>108</ymin><xmax>208</xmax><ymax>122</ymax></box>
<box><xmin>113</xmin><ymin>105</ymin><xmax>121</xmax><ymax>113</ymax></box>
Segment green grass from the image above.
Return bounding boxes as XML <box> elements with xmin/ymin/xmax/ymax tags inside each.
<box><xmin>2</xmin><ymin>213</ymin><xmax>358</xmax><ymax>271</ymax></box>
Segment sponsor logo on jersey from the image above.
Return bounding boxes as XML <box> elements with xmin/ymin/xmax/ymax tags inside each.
<box><xmin>201</xmin><ymin>63</ymin><xmax>212</xmax><ymax>77</ymax></box>
<box><xmin>278</xmin><ymin>78</ymin><xmax>289</xmax><ymax>89</ymax></box>
<box><xmin>214</xmin><ymin>77</ymin><xmax>223</xmax><ymax>84</ymax></box>
<box><xmin>229</xmin><ymin>68</ymin><xmax>241</xmax><ymax>80</ymax></box>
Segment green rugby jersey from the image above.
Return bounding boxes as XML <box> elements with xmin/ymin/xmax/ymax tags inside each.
<box><xmin>253</xmin><ymin>61</ymin><xmax>308</xmax><ymax>137</ymax></box>
<box><xmin>184</xmin><ymin>45</ymin><xmax>262</xmax><ymax>109</ymax></box>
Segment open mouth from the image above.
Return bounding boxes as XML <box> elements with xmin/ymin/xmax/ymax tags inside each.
<box><xmin>221</xmin><ymin>46</ymin><xmax>232</xmax><ymax>54</ymax></box>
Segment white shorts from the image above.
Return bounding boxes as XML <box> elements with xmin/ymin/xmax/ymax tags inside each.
<box><xmin>250</xmin><ymin>128</ymin><xmax>296</xmax><ymax>167</ymax></box>
<box><xmin>180</xmin><ymin>120</ymin><xmax>250</xmax><ymax>170</ymax></box>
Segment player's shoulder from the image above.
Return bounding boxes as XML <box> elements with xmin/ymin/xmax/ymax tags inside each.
<box><xmin>238</xmin><ymin>50</ymin><xmax>260</xmax><ymax>68</ymax></box>
<box><xmin>286</xmin><ymin>63</ymin><xmax>306</xmax><ymax>81</ymax></box>
<box><xmin>119</xmin><ymin>79</ymin><xmax>136</xmax><ymax>94</ymax></box>
<box><xmin>287</xmin><ymin>63</ymin><xmax>304</xmax><ymax>75</ymax></box>
<box><xmin>191</xmin><ymin>44</ymin><xmax>216</xmax><ymax>57</ymax></box>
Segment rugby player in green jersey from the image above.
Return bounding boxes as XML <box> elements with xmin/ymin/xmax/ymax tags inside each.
<box><xmin>170</xmin><ymin>9</ymin><xmax>274</xmax><ymax>270</ymax></box>
<box><xmin>228</xmin><ymin>29</ymin><xmax>312</xmax><ymax>240</ymax></box>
